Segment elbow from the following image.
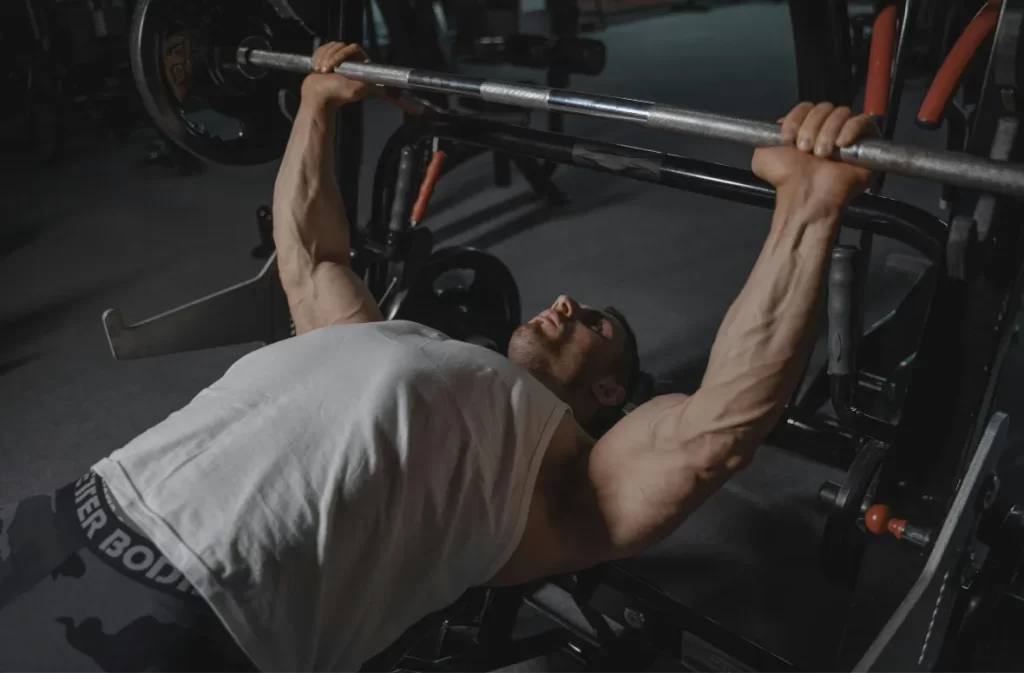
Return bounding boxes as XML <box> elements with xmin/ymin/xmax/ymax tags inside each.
<box><xmin>685</xmin><ymin>431</ymin><xmax>758</xmax><ymax>483</ymax></box>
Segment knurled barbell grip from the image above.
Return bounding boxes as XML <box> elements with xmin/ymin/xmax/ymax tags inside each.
<box><xmin>238</xmin><ymin>48</ymin><xmax>1024</xmax><ymax>199</ymax></box>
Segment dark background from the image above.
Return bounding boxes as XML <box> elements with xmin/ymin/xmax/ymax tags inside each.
<box><xmin>2</xmin><ymin>1</ymin><xmax>1022</xmax><ymax>669</ymax></box>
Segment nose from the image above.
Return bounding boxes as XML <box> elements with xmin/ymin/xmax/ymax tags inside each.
<box><xmin>552</xmin><ymin>295</ymin><xmax>578</xmax><ymax>318</ymax></box>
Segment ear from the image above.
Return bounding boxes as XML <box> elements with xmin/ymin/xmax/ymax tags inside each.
<box><xmin>590</xmin><ymin>376</ymin><xmax>625</xmax><ymax>408</ymax></box>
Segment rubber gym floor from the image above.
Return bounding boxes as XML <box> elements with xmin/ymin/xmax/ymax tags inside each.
<box><xmin>2</xmin><ymin>2</ymin><xmax>1023</xmax><ymax>670</ymax></box>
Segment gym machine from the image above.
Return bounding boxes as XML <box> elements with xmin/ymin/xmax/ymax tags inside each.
<box><xmin>105</xmin><ymin>0</ymin><xmax>1024</xmax><ymax>668</ymax></box>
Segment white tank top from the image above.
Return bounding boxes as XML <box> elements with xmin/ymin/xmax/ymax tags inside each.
<box><xmin>93</xmin><ymin>321</ymin><xmax>568</xmax><ymax>671</ymax></box>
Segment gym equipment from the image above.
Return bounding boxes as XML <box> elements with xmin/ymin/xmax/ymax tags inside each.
<box><xmin>388</xmin><ymin>247</ymin><xmax>522</xmax><ymax>353</ymax></box>
<box><xmin>239</xmin><ymin>50</ymin><xmax>1024</xmax><ymax>197</ymax></box>
<box><xmin>129</xmin><ymin>0</ymin><xmax>301</xmax><ymax>164</ymax></box>
<box><xmin>126</xmin><ymin>0</ymin><xmax>1024</xmax><ymax>196</ymax></box>
<box><xmin>916</xmin><ymin>0</ymin><xmax>1000</xmax><ymax>129</ymax></box>
<box><xmin>102</xmin><ymin>255</ymin><xmax>293</xmax><ymax>359</ymax></box>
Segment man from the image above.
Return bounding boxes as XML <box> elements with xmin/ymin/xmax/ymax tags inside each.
<box><xmin>0</xmin><ymin>42</ymin><xmax>877</xmax><ymax>672</ymax></box>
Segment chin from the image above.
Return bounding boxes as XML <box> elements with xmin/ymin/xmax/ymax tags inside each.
<box><xmin>508</xmin><ymin>324</ymin><xmax>550</xmax><ymax>368</ymax></box>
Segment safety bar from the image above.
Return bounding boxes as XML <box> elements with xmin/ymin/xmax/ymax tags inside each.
<box><xmin>369</xmin><ymin>115</ymin><xmax>948</xmax><ymax>261</ymax></box>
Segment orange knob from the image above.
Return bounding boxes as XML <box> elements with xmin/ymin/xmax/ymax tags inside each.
<box><xmin>864</xmin><ymin>504</ymin><xmax>932</xmax><ymax>548</ymax></box>
<box><xmin>864</xmin><ymin>504</ymin><xmax>907</xmax><ymax>539</ymax></box>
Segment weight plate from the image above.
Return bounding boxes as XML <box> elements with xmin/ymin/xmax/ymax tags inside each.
<box><xmin>129</xmin><ymin>0</ymin><xmax>293</xmax><ymax>165</ymax></box>
<box><xmin>393</xmin><ymin>246</ymin><xmax>522</xmax><ymax>354</ymax></box>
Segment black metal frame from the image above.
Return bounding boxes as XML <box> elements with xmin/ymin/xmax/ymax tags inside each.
<box><xmin>367</xmin><ymin>115</ymin><xmax>948</xmax><ymax>260</ymax></box>
<box><xmin>835</xmin><ymin>0</ymin><xmax>1024</xmax><ymax>668</ymax></box>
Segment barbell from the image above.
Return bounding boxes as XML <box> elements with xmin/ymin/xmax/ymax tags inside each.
<box><xmin>132</xmin><ymin>0</ymin><xmax>1024</xmax><ymax>198</ymax></box>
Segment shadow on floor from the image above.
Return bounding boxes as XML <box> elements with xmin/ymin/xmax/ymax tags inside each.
<box><xmin>0</xmin><ymin>352</ymin><xmax>43</xmax><ymax>377</ymax></box>
<box><xmin>0</xmin><ymin>225</ymin><xmax>44</xmax><ymax>263</ymax></box>
<box><xmin>460</xmin><ymin>184</ymin><xmax>638</xmax><ymax>251</ymax></box>
<box><xmin>433</xmin><ymin>192</ymin><xmax>542</xmax><ymax>247</ymax></box>
<box><xmin>0</xmin><ymin>256</ymin><xmax>176</xmax><ymax>360</ymax></box>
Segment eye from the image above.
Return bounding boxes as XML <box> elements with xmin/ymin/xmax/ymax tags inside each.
<box><xmin>582</xmin><ymin>311</ymin><xmax>611</xmax><ymax>338</ymax></box>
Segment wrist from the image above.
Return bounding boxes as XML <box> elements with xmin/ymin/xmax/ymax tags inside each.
<box><xmin>299</xmin><ymin>81</ymin><xmax>346</xmax><ymax>113</ymax></box>
<box><xmin>774</xmin><ymin>173</ymin><xmax>847</xmax><ymax>216</ymax></box>
<box><xmin>770</xmin><ymin>180</ymin><xmax>844</xmax><ymax>246</ymax></box>
<box><xmin>297</xmin><ymin>94</ymin><xmax>341</xmax><ymax>120</ymax></box>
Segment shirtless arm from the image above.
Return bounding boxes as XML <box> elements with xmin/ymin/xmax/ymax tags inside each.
<box><xmin>492</xmin><ymin>104</ymin><xmax>879</xmax><ymax>584</ymax></box>
<box><xmin>273</xmin><ymin>42</ymin><xmax>383</xmax><ymax>333</ymax></box>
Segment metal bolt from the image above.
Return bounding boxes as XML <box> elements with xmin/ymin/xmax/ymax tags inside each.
<box><xmin>623</xmin><ymin>607</ymin><xmax>646</xmax><ymax>630</ymax></box>
<box><xmin>980</xmin><ymin>473</ymin><xmax>1001</xmax><ymax>511</ymax></box>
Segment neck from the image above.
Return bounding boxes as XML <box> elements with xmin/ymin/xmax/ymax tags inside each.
<box><xmin>526</xmin><ymin>368</ymin><xmax>597</xmax><ymax>424</ymax></box>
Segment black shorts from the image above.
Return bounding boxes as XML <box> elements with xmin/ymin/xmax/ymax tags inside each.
<box><xmin>0</xmin><ymin>471</ymin><xmax>256</xmax><ymax>672</ymax></box>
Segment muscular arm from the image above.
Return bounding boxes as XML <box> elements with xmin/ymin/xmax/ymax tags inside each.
<box><xmin>490</xmin><ymin>185</ymin><xmax>843</xmax><ymax>586</ymax></box>
<box><xmin>273</xmin><ymin>102</ymin><xmax>383</xmax><ymax>334</ymax></box>
<box><xmin>488</xmin><ymin>104</ymin><xmax>877</xmax><ymax>586</ymax></box>
<box><xmin>581</xmin><ymin>183</ymin><xmax>840</xmax><ymax>557</ymax></box>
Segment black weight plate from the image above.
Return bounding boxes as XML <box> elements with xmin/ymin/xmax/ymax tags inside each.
<box><xmin>129</xmin><ymin>0</ymin><xmax>293</xmax><ymax>165</ymax></box>
<box><xmin>393</xmin><ymin>246</ymin><xmax>522</xmax><ymax>353</ymax></box>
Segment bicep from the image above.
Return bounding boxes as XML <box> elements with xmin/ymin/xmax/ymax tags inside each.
<box><xmin>285</xmin><ymin>260</ymin><xmax>384</xmax><ymax>334</ymax></box>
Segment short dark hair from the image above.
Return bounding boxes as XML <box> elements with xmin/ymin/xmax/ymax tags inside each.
<box><xmin>605</xmin><ymin>306</ymin><xmax>641</xmax><ymax>404</ymax></box>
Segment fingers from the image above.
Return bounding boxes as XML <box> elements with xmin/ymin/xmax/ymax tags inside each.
<box><xmin>795</xmin><ymin>102</ymin><xmax>835</xmax><ymax>152</ymax></box>
<box><xmin>836</xmin><ymin>112</ymin><xmax>880</xmax><ymax>148</ymax></box>
<box><xmin>779</xmin><ymin>102</ymin><xmax>813</xmax><ymax>145</ymax></box>
<box><xmin>813</xmin><ymin>106</ymin><xmax>854</xmax><ymax>157</ymax></box>
<box><xmin>311</xmin><ymin>41</ymin><xmax>369</xmax><ymax>73</ymax></box>
<box><xmin>780</xmin><ymin>102</ymin><xmax>876</xmax><ymax>157</ymax></box>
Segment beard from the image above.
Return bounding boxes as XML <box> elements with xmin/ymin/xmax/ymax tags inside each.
<box><xmin>507</xmin><ymin>323</ymin><xmax>554</xmax><ymax>372</ymax></box>
<box><xmin>507</xmin><ymin>322</ymin><xmax>586</xmax><ymax>389</ymax></box>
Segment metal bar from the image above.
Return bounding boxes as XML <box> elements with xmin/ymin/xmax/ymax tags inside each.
<box><xmin>882</xmin><ymin>0</ymin><xmax>918</xmax><ymax>141</ymax></box>
<box><xmin>766</xmin><ymin>413</ymin><xmax>857</xmax><ymax>470</ymax></box>
<box><xmin>239</xmin><ymin>48</ymin><xmax>1024</xmax><ymax>198</ymax></box>
<box><xmin>370</xmin><ymin>115</ymin><xmax>948</xmax><ymax>260</ymax></box>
